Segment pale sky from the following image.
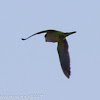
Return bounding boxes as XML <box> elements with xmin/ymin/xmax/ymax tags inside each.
<box><xmin>0</xmin><ymin>0</ymin><xmax>100</xmax><ymax>100</ymax></box>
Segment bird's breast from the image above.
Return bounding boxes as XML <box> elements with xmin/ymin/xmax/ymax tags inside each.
<box><xmin>45</xmin><ymin>33</ymin><xmax>59</xmax><ymax>42</ymax></box>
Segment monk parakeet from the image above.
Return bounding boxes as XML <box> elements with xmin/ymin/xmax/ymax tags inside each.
<box><xmin>22</xmin><ymin>30</ymin><xmax>76</xmax><ymax>78</ymax></box>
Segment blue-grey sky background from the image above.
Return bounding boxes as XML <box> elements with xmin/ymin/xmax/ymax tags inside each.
<box><xmin>0</xmin><ymin>0</ymin><xmax>100</xmax><ymax>100</ymax></box>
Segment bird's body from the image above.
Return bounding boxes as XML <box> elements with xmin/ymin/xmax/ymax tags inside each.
<box><xmin>22</xmin><ymin>30</ymin><xmax>76</xmax><ymax>78</ymax></box>
<box><xmin>45</xmin><ymin>30</ymin><xmax>65</xmax><ymax>42</ymax></box>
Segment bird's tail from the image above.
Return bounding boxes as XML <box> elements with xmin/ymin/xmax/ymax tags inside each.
<box><xmin>21</xmin><ymin>30</ymin><xmax>47</xmax><ymax>40</ymax></box>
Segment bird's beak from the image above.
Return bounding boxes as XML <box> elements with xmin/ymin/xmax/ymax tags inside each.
<box><xmin>65</xmin><ymin>31</ymin><xmax>76</xmax><ymax>37</ymax></box>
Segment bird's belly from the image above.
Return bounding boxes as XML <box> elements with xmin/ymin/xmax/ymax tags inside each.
<box><xmin>45</xmin><ymin>36</ymin><xmax>58</xmax><ymax>42</ymax></box>
<box><xmin>45</xmin><ymin>33</ymin><xmax>59</xmax><ymax>42</ymax></box>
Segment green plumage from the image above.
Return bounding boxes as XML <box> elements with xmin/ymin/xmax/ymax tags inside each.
<box><xmin>22</xmin><ymin>30</ymin><xmax>76</xmax><ymax>78</ymax></box>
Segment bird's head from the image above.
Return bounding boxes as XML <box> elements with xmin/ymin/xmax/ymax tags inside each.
<box><xmin>65</xmin><ymin>31</ymin><xmax>76</xmax><ymax>37</ymax></box>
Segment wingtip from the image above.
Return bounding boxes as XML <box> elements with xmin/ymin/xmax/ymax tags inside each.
<box><xmin>66</xmin><ymin>73</ymin><xmax>70</xmax><ymax>79</ymax></box>
<box><xmin>63</xmin><ymin>70</ymin><xmax>71</xmax><ymax>79</ymax></box>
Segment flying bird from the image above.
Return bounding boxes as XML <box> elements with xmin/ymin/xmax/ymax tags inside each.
<box><xmin>22</xmin><ymin>30</ymin><xmax>76</xmax><ymax>78</ymax></box>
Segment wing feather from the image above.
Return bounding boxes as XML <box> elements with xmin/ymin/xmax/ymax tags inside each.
<box><xmin>57</xmin><ymin>39</ymin><xmax>70</xmax><ymax>78</ymax></box>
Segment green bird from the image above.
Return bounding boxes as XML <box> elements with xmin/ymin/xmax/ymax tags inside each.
<box><xmin>22</xmin><ymin>30</ymin><xmax>76</xmax><ymax>78</ymax></box>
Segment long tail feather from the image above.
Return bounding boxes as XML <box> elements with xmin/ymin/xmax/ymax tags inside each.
<box><xmin>21</xmin><ymin>30</ymin><xmax>47</xmax><ymax>40</ymax></box>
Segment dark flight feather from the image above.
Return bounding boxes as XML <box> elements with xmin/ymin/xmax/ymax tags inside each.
<box><xmin>57</xmin><ymin>39</ymin><xmax>70</xmax><ymax>78</ymax></box>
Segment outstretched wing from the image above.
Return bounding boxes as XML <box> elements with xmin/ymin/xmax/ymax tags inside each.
<box><xmin>57</xmin><ymin>39</ymin><xmax>70</xmax><ymax>78</ymax></box>
<box><xmin>21</xmin><ymin>30</ymin><xmax>48</xmax><ymax>40</ymax></box>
